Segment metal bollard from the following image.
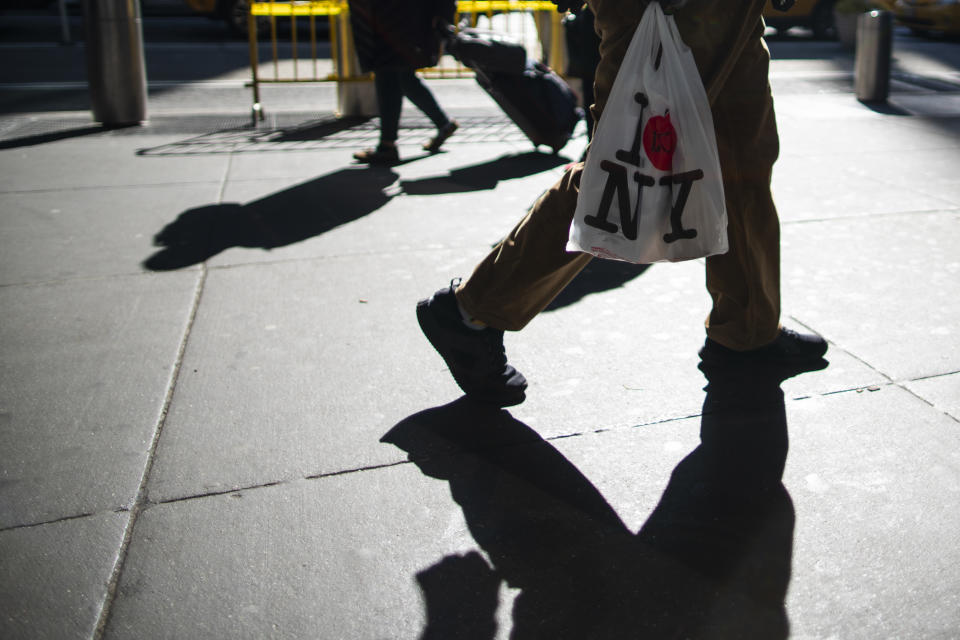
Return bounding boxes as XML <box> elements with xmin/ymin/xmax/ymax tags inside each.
<box><xmin>58</xmin><ymin>0</ymin><xmax>72</xmax><ymax>44</ymax></box>
<box><xmin>82</xmin><ymin>0</ymin><xmax>147</xmax><ymax>126</ymax></box>
<box><xmin>854</xmin><ymin>10</ymin><xmax>893</xmax><ymax>104</ymax></box>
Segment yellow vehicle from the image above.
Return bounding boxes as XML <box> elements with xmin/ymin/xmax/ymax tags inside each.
<box><xmin>892</xmin><ymin>0</ymin><xmax>960</xmax><ymax>35</ymax></box>
<box><xmin>763</xmin><ymin>0</ymin><xmax>840</xmax><ymax>39</ymax></box>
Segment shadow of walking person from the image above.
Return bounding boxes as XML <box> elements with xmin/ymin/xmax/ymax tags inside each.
<box><xmin>383</xmin><ymin>398</ymin><xmax>632</xmax><ymax>639</ymax></box>
<box><xmin>632</xmin><ymin>361</ymin><xmax>805</xmax><ymax>638</ymax></box>
<box><xmin>399</xmin><ymin>152</ymin><xmax>571</xmax><ymax>195</ymax></box>
<box><xmin>143</xmin><ymin>165</ymin><xmax>399</xmax><ymax>271</ymax></box>
<box><xmin>544</xmin><ymin>258</ymin><xmax>651</xmax><ymax>312</ymax></box>
<box><xmin>382</xmin><ymin>359</ymin><xmax>813</xmax><ymax>639</ymax></box>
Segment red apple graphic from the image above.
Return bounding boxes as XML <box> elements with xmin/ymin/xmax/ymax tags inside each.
<box><xmin>643</xmin><ymin>111</ymin><xmax>676</xmax><ymax>172</ymax></box>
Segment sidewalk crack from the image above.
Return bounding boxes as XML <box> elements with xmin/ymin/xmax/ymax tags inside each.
<box><xmin>0</xmin><ymin>509</ymin><xmax>114</xmax><ymax>534</ymax></box>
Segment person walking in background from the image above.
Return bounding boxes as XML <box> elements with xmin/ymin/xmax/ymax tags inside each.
<box><xmin>349</xmin><ymin>0</ymin><xmax>459</xmax><ymax>164</ymax></box>
<box><xmin>563</xmin><ymin>6</ymin><xmax>600</xmax><ymax>142</ymax></box>
<box><xmin>415</xmin><ymin>0</ymin><xmax>827</xmax><ymax>407</ymax></box>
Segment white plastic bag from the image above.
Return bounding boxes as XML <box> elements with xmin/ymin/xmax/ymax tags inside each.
<box><xmin>567</xmin><ymin>3</ymin><xmax>727</xmax><ymax>264</ymax></box>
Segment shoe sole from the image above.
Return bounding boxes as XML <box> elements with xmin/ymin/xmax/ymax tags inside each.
<box><xmin>698</xmin><ymin>337</ymin><xmax>828</xmax><ymax>367</ymax></box>
<box><xmin>698</xmin><ymin>351</ymin><xmax>827</xmax><ymax>366</ymax></box>
<box><xmin>698</xmin><ymin>348</ymin><xmax>829</xmax><ymax>384</ymax></box>
<box><xmin>416</xmin><ymin>297</ymin><xmax>526</xmax><ymax>408</ymax></box>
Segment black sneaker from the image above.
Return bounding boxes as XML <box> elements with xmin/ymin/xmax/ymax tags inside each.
<box><xmin>417</xmin><ymin>281</ymin><xmax>527</xmax><ymax>407</ymax></box>
<box><xmin>699</xmin><ymin>328</ymin><xmax>828</xmax><ymax>370</ymax></box>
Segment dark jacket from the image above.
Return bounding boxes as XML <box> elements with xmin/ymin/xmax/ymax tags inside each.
<box><xmin>563</xmin><ymin>7</ymin><xmax>601</xmax><ymax>79</ymax></box>
<box><xmin>349</xmin><ymin>0</ymin><xmax>457</xmax><ymax>72</ymax></box>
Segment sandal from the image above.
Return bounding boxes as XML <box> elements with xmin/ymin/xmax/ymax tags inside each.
<box><xmin>423</xmin><ymin>120</ymin><xmax>459</xmax><ymax>153</ymax></box>
<box><xmin>353</xmin><ymin>144</ymin><xmax>399</xmax><ymax>165</ymax></box>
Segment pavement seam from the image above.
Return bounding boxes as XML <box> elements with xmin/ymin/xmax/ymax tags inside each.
<box><xmin>193</xmin><ymin>243</ymin><xmax>499</xmax><ymax>275</ymax></box>
<box><xmin>780</xmin><ymin>207</ymin><xmax>960</xmax><ymax>227</ymax></box>
<box><xmin>0</xmin><ymin>181</ymin><xmax>228</xmax><ymax>196</ymax></box>
<box><xmin>218</xmin><ymin>147</ymin><xmax>235</xmax><ymax>202</ymax></box>
<box><xmin>0</xmin><ymin>268</ymin><xmax>203</xmax><ymax>291</ymax></box>
<box><xmin>893</xmin><ymin>379</ymin><xmax>960</xmax><ymax>425</ymax></box>
<box><xmin>91</xmin><ymin>265</ymin><xmax>208</xmax><ymax>640</ymax></box>
<box><xmin>5</xmin><ymin>373</ymin><xmax>944</xmax><ymax>533</ymax></box>
<box><xmin>0</xmin><ymin>509</ymin><xmax>105</xmax><ymax>534</ymax></box>
<box><xmin>136</xmin><ymin>412</ymin><xmax>741</xmax><ymax>508</ymax></box>
<box><xmin>148</xmin><ymin>460</ymin><xmax>413</xmax><ymax>506</ymax></box>
<box><xmin>128</xmin><ymin>376</ymin><xmax>954</xmax><ymax>511</ymax></box>
<box><xmin>791</xmin><ymin>314</ymin><xmax>960</xmax><ymax>424</ymax></box>
<box><xmin>907</xmin><ymin>370</ymin><xmax>960</xmax><ymax>382</ymax></box>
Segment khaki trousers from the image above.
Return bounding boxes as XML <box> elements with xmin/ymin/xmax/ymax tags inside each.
<box><xmin>457</xmin><ymin>0</ymin><xmax>781</xmax><ymax>351</ymax></box>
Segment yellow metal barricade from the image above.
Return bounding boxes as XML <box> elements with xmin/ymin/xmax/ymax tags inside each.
<box><xmin>248</xmin><ymin>0</ymin><xmax>567</xmax><ymax>123</ymax></box>
<box><xmin>248</xmin><ymin>1</ymin><xmax>345</xmax><ymax>122</ymax></box>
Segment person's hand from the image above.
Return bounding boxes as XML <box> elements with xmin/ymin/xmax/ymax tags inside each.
<box><xmin>551</xmin><ymin>0</ymin><xmax>585</xmax><ymax>12</ymax></box>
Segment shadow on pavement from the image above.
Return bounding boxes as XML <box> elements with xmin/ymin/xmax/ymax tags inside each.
<box><xmin>545</xmin><ymin>259</ymin><xmax>651</xmax><ymax>312</ymax></box>
<box><xmin>143</xmin><ymin>165</ymin><xmax>397</xmax><ymax>270</ymax></box>
<box><xmin>0</xmin><ymin>124</ymin><xmax>110</xmax><ymax>150</ymax></box>
<box><xmin>400</xmin><ymin>152</ymin><xmax>571</xmax><ymax>195</ymax></box>
<box><xmin>268</xmin><ymin>115</ymin><xmax>373</xmax><ymax>142</ymax></box>
<box><xmin>382</xmin><ymin>359</ymin><xmax>815</xmax><ymax>638</ymax></box>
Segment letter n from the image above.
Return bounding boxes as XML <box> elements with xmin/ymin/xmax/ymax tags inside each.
<box><xmin>584</xmin><ymin>160</ymin><xmax>631</xmax><ymax>234</ymax></box>
<box><xmin>621</xmin><ymin>172</ymin><xmax>656</xmax><ymax>240</ymax></box>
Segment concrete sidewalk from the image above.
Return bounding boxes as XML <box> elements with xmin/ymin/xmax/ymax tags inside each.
<box><xmin>2</xmin><ymin>51</ymin><xmax>960</xmax><ymax>639</ymax></box>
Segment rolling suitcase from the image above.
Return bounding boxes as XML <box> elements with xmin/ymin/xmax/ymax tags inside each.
<box><xmin>447</xmin><ymin>29</ymin><xmax>583</xmax><ymax>153</ymax></box>
<box><xmin>445</xmin><ymin>28</ymin><xmax>527</xmax><ymax>74</ymax></box>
